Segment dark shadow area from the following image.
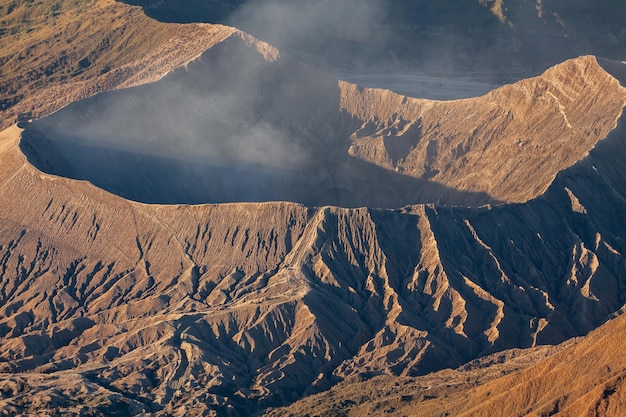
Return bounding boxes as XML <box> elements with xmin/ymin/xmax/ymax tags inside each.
<box><xmin>597</xmin><ymin>58</ymin><xmax>626</xmax><ymax>87</ymax></box>
<box><xmin>21</xmin><ymin>122</ymin><xmax>497</xmax><ymax>208</ymax></box>
<box><xmin>117</xmin><ymin>0</ymin><xmax>626</xmax><ymax>78</ymax></box>
<box><xmin>119</xmin><ymin>0</ymin><xmax>242</xmax><ymax>24</ymax></box>
<box><xmin>21</xmin><ymin>35</ymin><xmax>498</xmax><ymax>208</ymax></box>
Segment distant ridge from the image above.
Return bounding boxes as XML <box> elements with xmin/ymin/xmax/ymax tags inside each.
<box><xmin>120</xmin><ymin>0</ymin><xmax>626</xmax><ymax>73</ymax></box>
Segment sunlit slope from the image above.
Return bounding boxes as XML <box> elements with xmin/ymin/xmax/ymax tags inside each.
<box><xmin>341</xmin><ymin>56</ymin><xmax>626</xmax><ymax>202</ymax></box>
<box><xmin>269</xmin><ymin>310</ymin><xmax>626</xmax><ymax>417</ymax></box>
<box><xmin>0</xmin><ymin>0</ymin><xmax>235</xmax><ymax>129</ymax></box>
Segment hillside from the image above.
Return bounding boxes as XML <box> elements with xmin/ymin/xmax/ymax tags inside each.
<box><xmin>19</xmin><ymin>35</ymin><xmax>626</xmax><ymax>206</ymax></box>
<box><xmin>0</xmin><ymin>39</ymin><xmax>626</xmax><ymax>413</ymax></box>
<box><xmin>1</xmin><ymin>1</ymin><xmax>626</xmax><ymax>415</ymax></box>
<box><xmin>0</xmin><ymin>0</ymin><xmax>235</xmax><ymax>130</ymax></box>
<box><xmin>268</xmin><ymin>309</ymin><xmax>626</xmax><ymax>416</ymax></box>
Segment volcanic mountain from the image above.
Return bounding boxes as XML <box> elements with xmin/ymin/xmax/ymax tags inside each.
<box><xmin>2</xmin><ymin>0</ymin><xmax>626</xmax><ymax>416</ymax></box>
<box><xmin>19</xmin><ymin>39</ymin><xmax>626</xmax><ymax>207</ymax></box>
<box><xmin>0</xmin><ymin>16</ymin><xmax>625</xmax><ymax>414</ymax></box>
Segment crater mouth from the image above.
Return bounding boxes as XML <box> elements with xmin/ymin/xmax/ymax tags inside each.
<box><xmin>20</xmin><ymin>40</ymin><xmax>497</xmax><ymax>208</ymax></box>
<box><xmin>21</xmin><ymin>121</ymin><xmax>494</xmax><ymax>208</ymax></box>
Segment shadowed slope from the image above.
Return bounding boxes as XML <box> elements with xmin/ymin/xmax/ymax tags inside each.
<box><xmin>119</xmin><ymin>0</ymin><xmax>626</xmax><ymax>75</ymax></box>
<box><xmin>18</xmin><ymin>36</ymin><xmax>626</xmax><ymax>207</ymax></box>
<box><xmin>266</xmin><ymin>310</ymin><xmax>626</xmax><ymax>417</ymax></box>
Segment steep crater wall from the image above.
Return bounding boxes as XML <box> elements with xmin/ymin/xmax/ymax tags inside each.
<box><xmin>19</xmin><ymin>36</ymin><xmax>626</xmax><ymax>209</ymax></box>
<box><xmin>21</xmin><ymin>35</ymin><xmax>495</xmax><ymax>208</ymax></box>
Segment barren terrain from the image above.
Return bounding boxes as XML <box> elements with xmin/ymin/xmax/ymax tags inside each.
<box><xmin>19</xmin><ymin>35</ymin><xmax>626</xmax><ymax>206</ymax></box>
<box><xmin>1</xmin><ymin>1</ymin><xmax>626</xmax><ymax>416</ymax></box>
<box><xmin>269</xmin><ymin>309</ymin><xmax>626</xmax><ymax>416</ymax></box>
<box><xmin>0</xmin><ymin>0</ymin><xmax>236</xmax><ymax>130</ymax></box>
<box><xmin>1</xmin><ymin>44</ymin><xmax>626</xmax><ymax>413</ymax></box>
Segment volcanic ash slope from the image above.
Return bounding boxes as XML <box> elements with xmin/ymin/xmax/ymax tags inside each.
<box><xmin>268</xmin><ymin>308</ymin><xmax>626</xmax><ymax>416</ymax></box>
<box><xmin>0</xmin><ymin>0</ymin><xmax>238</xmax><ymax>130</ymax></box>
<box><xmin>0</xmin><ymin>31</ymin><xmax>626</xmax><ymax>416</ymax></box>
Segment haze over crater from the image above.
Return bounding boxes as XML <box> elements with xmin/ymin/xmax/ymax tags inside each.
<box><xmin>21</xmin><ymin>33</ymin><xmax>626</xmax><ymax>209</ymax></box>
<box><xmin>20</xmin><ymin>33</ymin><xmax>496</xmax><ymax>208</ymax></box>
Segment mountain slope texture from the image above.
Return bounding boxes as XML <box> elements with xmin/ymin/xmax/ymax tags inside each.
<box><xmin>268</xmin><ymin>309</ymin><xmax>626</xmax><ymax>416</ymax></box>
<box><xmin>1</xmin><ymin>1</ymin><xmax>626</xmax><ymax>416</ymax></box>
<box><xmin>0</xmin><ymin>0</ymin><xmax>235</xmax><ymax>130</ymax></box>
